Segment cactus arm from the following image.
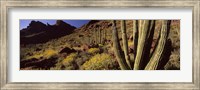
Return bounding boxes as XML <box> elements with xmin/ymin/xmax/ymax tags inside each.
<box><xmin>132</xmin><ymin>20</ymin><xmax>138</xmax><ymax>64</ymax></box>
<box><xmin>138</xmin><ymin>20</ymin><xmax>143</xmax><ymax>41</ymax></box>
<box><xmin>112</xmin><ymin>20</ymin><xmax>131</xmax><ymax>70</ymax></box>
<box><xmin>98</xmin><ymin>28</ymin><xmax>100</xmax><ymax>44</ymax></box>
<box><xmin>148</xmin><ymin>20</ymin><xmax>155</xmax><ymax>39</ymax></box>
<box><xmin>102</xmin><ymin>29</ymin><xmax>105</xmax><ymax>44</ymax></box>
<box><xmin>145</xmin><ymin>20</ymin><xmax>169</xmax><ymax>70</ymax></box>
<box><xmin>104</xmin><ymin>29</ymin><xmax>107</xmax><ymax>44</ymax></box>
<box><xmin>121</xmin><ymin>20</ymin><xmax>132</xmax><ymax>69</ymax></box>
<box><xmin>133</xmin><ymin>20</ymin><xmax>150</xmax><ymax>70</ymax></box>
<box><xmin>103</xmin><ymin>29</ymin><xmax>107</xmax><ymax>44</ymax></box>
<box><xmin>99</xmin><ymin>28</ymin><xmax>101</xmax><ymax>44</ymax></box>
<box><xmin>94</xmin><ymin>29</ymin><xmax>96</xmax><ymax>44</ymax></box>
<box><xmin>95</xmin><ymin>29</ymin><xmax>97</xmax><ymax>44</ymax></box>
<box><xmin>104</xmin><ymin>29</ymin><xmax>106</xmax><ymax>40</ymax></box>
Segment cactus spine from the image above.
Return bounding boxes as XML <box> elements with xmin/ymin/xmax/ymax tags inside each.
<box><xmin>112</xmin><ymin>20</ymin><xmax>131</xmax><ymax>70</ymax></box>
<box><xmin>145</xmin><ymin>20</ymin><xmax>169</xmax><ymax>70</ymax></box>
<box><xmin>121</xmin><ymin>20</ymin><xmax>132</xmax><ymax>69</ymax></box>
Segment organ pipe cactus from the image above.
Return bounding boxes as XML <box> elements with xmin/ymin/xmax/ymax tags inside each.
<box><xmin>93</xmin><ymin>29</ymin><xmax>96</xmax><ymax>44</ymax></box>
<box><xmin>145</xmin><ymin>20</ymin><xmax>169</xmax><ymax>70</ymax></box>
<box><xmin>112</xmin><ymin>20</ymin><xmax>131</xmax><ymax>70</ymax></box>
<box><xmin>95</xmin><ymin>29</ymin><xmax>98</xmax><ymax>44</ymax></box>
<box><xmin>103</xmin><ymin>28</ymin><xmax>106</xmax><ymax>44</ymax></box>
<box><xmin>104</xmin><ymin>29</ymin><xmax>106</xmax><ymax>40</ymax></box>
<box><xmin>121</xmin><ymin>20</ymin><xmax>132</xmax><ymax>69</ymax></box>
<box><xmin>133</xmin><ymin>20</ymin><xmax>150</xmax><ymax>70</ymax></box>
<box><xmin>99</xmin><ymin>27</ymin><xmax>101</xmax><ymax>44</ymax></box>
<box><xmin>112</xmin><ymin>20</ymin><xmax>170</xmax><ymax>70</ymax></box>
<box><xmin>132</xmin><ymin>20</ymin><xmax>138</xmax><ymax>62</ymax></box>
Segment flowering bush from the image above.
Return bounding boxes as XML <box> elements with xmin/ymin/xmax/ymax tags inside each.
<box><xmin>44</xmin><ymin>49</ymin><xmax>57</xmax><ymax>58</ymax></box>
<box><xmin>62</xmin><ymin>53</ymin><xmax>77</xmax><ymax>66</ymax></box>
<box><xmin>82</xmin><ymin>53</ymin><xmax>118</xmax><ymax>70</ymax></box>
<box><xmin>87</xmin><ymin>48</ymin><xmax>100</xmax><ymax>54</ymax></box>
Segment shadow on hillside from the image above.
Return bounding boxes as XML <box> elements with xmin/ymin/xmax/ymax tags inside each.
<box><xmin>20</xmin><ymin>57</ymin><xmax>58</xmax><ymax>70</ymax></box>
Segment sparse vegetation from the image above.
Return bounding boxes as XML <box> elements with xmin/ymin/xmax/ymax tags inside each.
<box><xmin>20</xmin><ymin>20</ymin><xmax>180</xmax><ymax>70</ymax></box>
<box><xmin>82</xmin><ymin>53</ymin><xmax>118</xmax><ymax>70</ymax></box>
<box><xmin>44</xmin><ymin>49</ymin><xmax>58</xmax><ymax>58</ymax></box>
<box><xmin>62</xmin><ymin>53</ymin><xmax>78</xmax><ymax>70</ymax></box>
<box><xmin>88</xmin><ymin>48</ymin><xmax>100</xmax><ymax>54</ymax></box>
<box><xmin>62</xmin><ymin>53</ymin><xmax>77</xmax><ymax>65</ymax></box>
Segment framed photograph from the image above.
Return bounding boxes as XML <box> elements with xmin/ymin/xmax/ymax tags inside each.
<box><xmin>1</xmin><ymin>0</ymin><xmax>199</xmax><ymax>89</ymax></box>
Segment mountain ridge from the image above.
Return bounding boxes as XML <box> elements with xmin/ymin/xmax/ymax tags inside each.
<box><xmin>20</xmin><ymin>20</ymin><xmax>76</xmax><ymax>44</ymax></box>
<box><xmin>20</xmin><ymin>20</ymin><xmax>180</xmax><ymax>70</ymax></box>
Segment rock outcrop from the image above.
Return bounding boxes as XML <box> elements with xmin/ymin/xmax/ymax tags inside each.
<box><xmin>20</xmin><ymin>20</ymin><xmax>76</xmax><ymax>44</ymax></box>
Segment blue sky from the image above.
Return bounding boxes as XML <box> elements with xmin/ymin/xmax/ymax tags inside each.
<box><xmin>20</xmin><ymin>20</ymin><xmax>90</xmax><ymax>30</ymax></box>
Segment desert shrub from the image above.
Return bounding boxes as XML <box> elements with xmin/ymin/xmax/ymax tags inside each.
<box><xmin>43</xmin><ymin>49</ymin><xmax>58</xmax><ymax>59</ymax></box>
<box><xmin>75</xmin><ymin>51</ymin><xmax>91</xmax><ymax>68</ymax></box>
<box><xmin>64</xmin><ymin>43</ymin><xmax>72</xmax><ymax>48</ymax></box>
<box><xmin>101</xmin><ymin>45</ymin><xmax>109</xmax><ymax>53</ymax></box>
<box><xmin>164</xmin><ymin>60</ymin><xmax>180</xmax><ymax>70</ymax></box>
<box><xmin>25</xmin><ymin>49</ymin><xmax>57</xmax><ymax>60</ymax></box>
<box><xmin>73</xmin><ymin>46</ymin><xmax>82</xmax><ymax>51</ymax></box>
<box><xmin>62</xmin><ymin>53</ymin><xmax>77</xmax><ymax>65</ymax></box>
<box><xmin>164</xmin><ymin>49</ymin><xmax>180</xmax><ymax>70</ymax></box>
<box><xmin>24</xmin><ymin>53</ymin><xmax>43</xmax><ymax>60</ymax></box>
<box><xmin>128</xmin><ymin>40</ymin><xmax>133</xmax><ymax>47</ymax></box>
<box><xmin>75</xmin><ymin>57</ymin><xmax>86</xmax><ymax>68</ymax></box>
<box><xmin>50</xmin><ymin>57</ymin><xmax>65</xmax><ymax>70</ymax></box>
<box><xmin>98</xmin><ymin>44</ymin><xmax>104</xmax><ymax>47</ymax></box>
<box><xmin>88</xmin><ymin>48</ymin><xmax>100</xmax><ymax>54</ymax></box>
<box><xmin>62</xmin><ymin>53</ymin><xmax>78</xmax><ymax>70</ymax></box>
<box><xmin>20</xmin><ymin>47</ymin><xmax>36</xmax><ymax>60</ymax></box>
<box><xmin>81</xmin><ymin>53</ymin><xmax>119</xmax><ymax>70</ymax></box>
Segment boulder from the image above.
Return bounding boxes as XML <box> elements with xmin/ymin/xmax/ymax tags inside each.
<box><xmin>59</xmin><ymin>47</ymin><xmax>76</xmax><ymax>54</ymax></box>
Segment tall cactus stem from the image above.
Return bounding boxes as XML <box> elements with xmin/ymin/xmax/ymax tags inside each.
<box><xmin>112</xmin><ymin>20</ymin><xmax>131</xmax><ymax>70</ymax></box>
<box><xmin>121</xmin><ymin>20</ymin><xmax>132</xmax><ymax>69</ymax></box>
<box><xmin>133</xmin><ymin>20</ymin><xmax>150</xmax><ymax>70</ymax></box>
<box><xmin>98</xmin><ymin>27</ymin><xmax>101</xmax><ymax>44</ymax></box>
<box><xmin>145</xmin><ymin>20</ymin><xmax>170</xmax><ymax>70</ymax></box>
<box><xmin>132</xmin><ymin>20</ymin><xmax>138</xmax><ymax>64</ymax></box>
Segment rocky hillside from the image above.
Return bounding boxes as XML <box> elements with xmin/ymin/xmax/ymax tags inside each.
<box><xmin>20</xmin><ymin>20</ymin><xmax>76</xmax><ymax>44</ymax></box>
<box><xmin>20</xmin><ymin>20</ymin><xmax>180</xmax><ymax>70</ymax></box>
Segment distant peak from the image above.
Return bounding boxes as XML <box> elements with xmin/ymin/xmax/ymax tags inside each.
<box><xmin>55</xmin><ymin>20</ymin><xmax>76</xmax><ymax>29</ymax></box>
<box><xmin>56</xmin><ymin>20</ymin><xmax>66</xmax><ymax>26</ymax></box>
<box><xmin>87</xmin><ymin>20</ymin><xmax>100</xmax><ymax>25</ymax></box>
<box><xmin>30</xmin><ymin>20</ymin><xmax>36</xmax><ymax>23</ymax></box>
<box><xmin>29</xmin><ymin>20</ymin><xmax>46</xmax><ymax>26</ymax></box>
